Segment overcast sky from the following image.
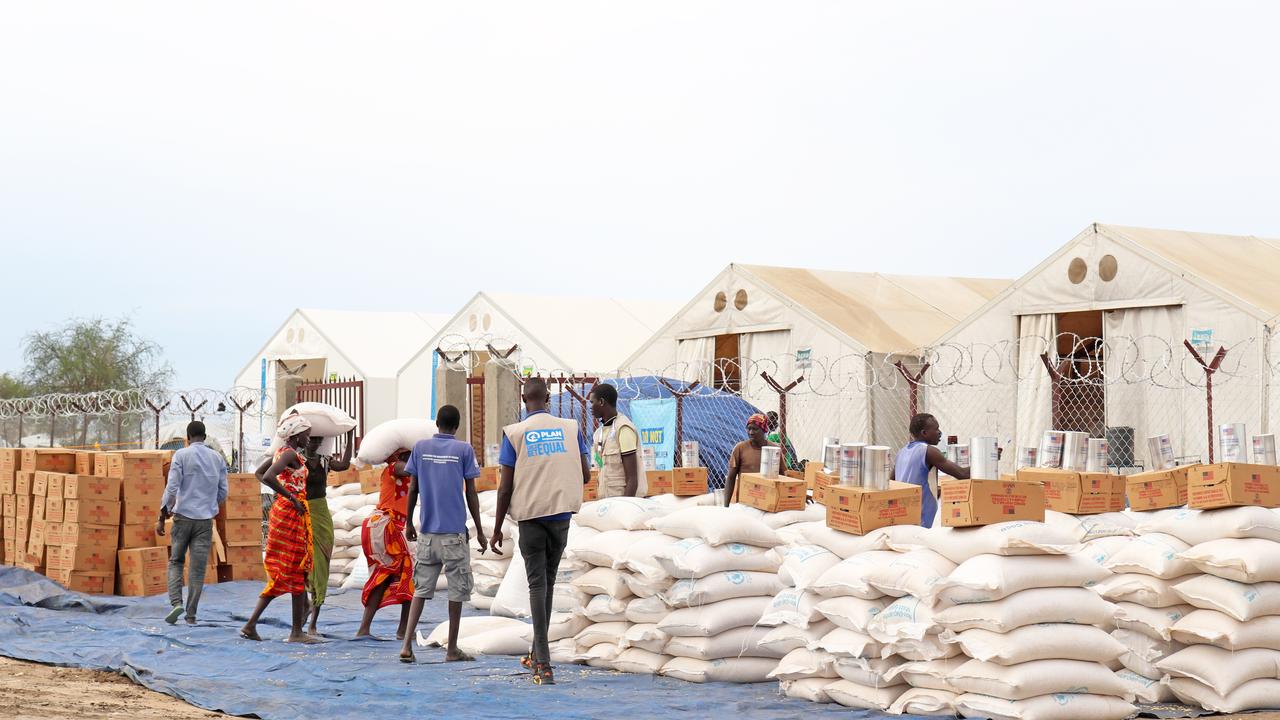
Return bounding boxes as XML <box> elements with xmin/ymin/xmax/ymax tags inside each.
<box><xmin>2</xmin><ymin>2</ymin><xmax>1278</xmax><ymax>388</ymax></box>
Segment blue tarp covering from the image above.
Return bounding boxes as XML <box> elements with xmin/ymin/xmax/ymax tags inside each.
<box><xmin>0</xmin><ymin>567</ymin><xmax>917</xmax><ymax>720</ymax></box>
<box><xmin>550</xmin><ymin>375</ymin><xmax>760</xmax><ymax>489</ymax></box>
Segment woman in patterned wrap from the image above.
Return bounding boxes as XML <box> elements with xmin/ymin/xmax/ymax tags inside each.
<box><xmin>354</xmin><ymin>449</ymin><xmax>415</xmax><ymax>640</ymax></box>
<box><xmin>240</xmin><ymin>414</ymin><xmax>320</xmax><ymax>643</ymax></box>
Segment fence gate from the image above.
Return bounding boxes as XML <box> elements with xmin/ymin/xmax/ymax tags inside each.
<box><xmin>296</xmin><ymin>377</ymin><xmax>366</xmax><ymax>441</ymax></box>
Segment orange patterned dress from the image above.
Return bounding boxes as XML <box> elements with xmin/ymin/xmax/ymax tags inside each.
<box><xmin>261</xmin><ymin>447</ymin><xmax>313</xmax><ymax>598</ymax></box>
<box><xmin>360</xmin><ymin>464</ymin><xmax>414</xmax><ymax>608</ymax></box>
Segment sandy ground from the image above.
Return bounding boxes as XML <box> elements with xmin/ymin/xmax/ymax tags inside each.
<box><xmin>0</xmin><ymin>657</ymin><xmax>225</xmax><ymax>720</ymax></box>
<box><xmin>2</xmin><ymin>654</ymin><xmax>1279</xmax><ymax>720</ymax></box>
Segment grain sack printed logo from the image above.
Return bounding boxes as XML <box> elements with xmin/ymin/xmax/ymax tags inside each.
<box><xmin>524</xmin><ymin>428</ymin><xmax>567</xmax><ymax>457</ymax></box>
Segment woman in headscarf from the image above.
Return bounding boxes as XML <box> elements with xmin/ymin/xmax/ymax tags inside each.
<box><xmin>354</xmin><ymin>449</ymin><xmax>415</xmax><ymax>640</ymax></box>
<box><xmin>240</xmin><ymin>414</ymin><xmax>319</xmax><ymax>643</ymax></box>
<box><xmin>722</xmin><ymin>413</ymin><xmax>784</xmax><ymax>507</ymax></box>
<box><xmin>302</xmin><ymin>429</ymin><xmax>353</xmax><ymax>637</ymax></box>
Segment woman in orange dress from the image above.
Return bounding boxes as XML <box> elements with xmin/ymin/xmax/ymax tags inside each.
<box><xmin>354</xmin><ymin>450</ymin><xmax>415</xmax><ymax>640</ymax></box>
<box><xmin>240</xmin><ymin>415</ymin><xmax>319</xmax><ymax>644</ymax></box>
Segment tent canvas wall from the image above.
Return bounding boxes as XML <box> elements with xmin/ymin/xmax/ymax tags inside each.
<box><xmin>232</xmin><ymin>309</ymin><xmax>448</xmax><ymax>436</ymax></box>
<box><xmin>622</xmin><ymin>264</ymin><xmax>1010</xmax><ymax>462</ymax></box>
<box><xmin>928</xmin><ymin>223</ymin><xmax>1280</xmax><ymax>474</ymax></box>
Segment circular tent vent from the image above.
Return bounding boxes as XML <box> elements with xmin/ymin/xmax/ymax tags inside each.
<box><xmin>287</xmin><ymin>328</ymin><xmax>295</xmax><ymax>343</ymax></box>
<box><xmin>1068</xmin><ymin>257</ymin><xmax>1088</xmax><ymax>285</ymax></box>
<box><xmin>468</xmin><ymin>314</ymin><xmax>478</xmax><ymax>331</ymax></box>
<box><xmin>714</xmin><ymin>291</ymin><xmax>728</xmax><ymax>312</ymax></box>
<box><xmin>734</xmin><ymin>289</ymin><xmax>749</xmax><ymax>311</ymax></box>
<box><xmin>297</xmin><ymin>328</ymin><xmax>305</xmax><ymax>343</ymax></box>
<box><xmin>1098</xmin><ymin>254</ymin><xmax>1118</xmax><ymax>282</ymax></box>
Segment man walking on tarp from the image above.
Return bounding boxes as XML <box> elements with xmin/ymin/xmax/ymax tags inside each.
<box><xmin>157</xmin><ymin>420</ymin><xmax>228</xmax><ymax>625</ymax></box>
<box><xmin>891</xmin><ymin>413</ymin><xmax>971</xmax><ymax>528</ymax></box>
<box><xmin>492</xmin><ymin>378</ymin><xmax>591</xmax><ymax>686</ymax></box>
<box><xmin>589</xmin><ymin>383</ymin><xmax>645</xmax><ymax>498</ymax></box>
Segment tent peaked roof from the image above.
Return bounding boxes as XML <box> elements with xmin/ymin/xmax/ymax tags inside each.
<box><xmin>1100</xmin><ymin>224</ymin><xmax>1280</xmax><ymax>320</ymax></box>
<box><xmin>737</xmin><ymin>265</ymin><xmax>1011</xmax><ymax>352</ymax></box>
<box><xmin>481</xmin><ymin>292</ymin><xmax>685</xmax><ymax>372</ymax></box>
<box><xmin>298</xmin><ymin>309</ymin><xmax>449</xmax><ymax>379</ymax></box>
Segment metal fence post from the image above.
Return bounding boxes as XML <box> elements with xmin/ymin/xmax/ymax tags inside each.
<box><xmin>1184</xmin><ymin>341</ymin><xmax>1228</xmax><ymax>463</ymax></box>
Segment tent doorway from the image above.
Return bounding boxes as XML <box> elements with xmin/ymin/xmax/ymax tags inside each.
<box><xmin>713</xmin><ymin>334</ymin><xmax>741</xmax><ymax>393</ymax></box>
<box><xmin>1052</xmin><ymin>311</ymin><xmax>1105</xmax><ymax>437</ymax></box>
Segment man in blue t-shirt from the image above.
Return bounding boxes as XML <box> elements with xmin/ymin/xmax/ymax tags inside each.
<box><xmin>398</xmin><ymin>405</ymin><xmax>486</xmax><ymax>663</ymax></box>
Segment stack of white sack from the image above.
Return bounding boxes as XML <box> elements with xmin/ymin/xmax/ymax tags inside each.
<box><xmin>418</xmin><ymin>615</ymin><xmax>533</xmax><ymax>657</ymax></box>
<box><xmin>327</xmin><ymin>482</ymin><xmax>380</xmax><ymax>591</ymax></box>
<box><xmin>928</xmin><ymin>517</ymin><xmax>1137</xmax><ymax>720</ymax></box>
<box><xmin>769</xmin><ymin>524</ymin><xmax>928</xmax><ymax>712</ymax></box>
<box><xmin>1129</xmin><ymin>506</ymin><xmax>1280</xmax><ymax>714</ymax></box>
<box><xmin>464</xmin><ymin>490</ymin><xmax>518</xmax><ymax>611</ymax></box>
<box><xmin>649</xmin><ymin>503</ymin><xmax>793</xmax><ymax>683</ymax></box>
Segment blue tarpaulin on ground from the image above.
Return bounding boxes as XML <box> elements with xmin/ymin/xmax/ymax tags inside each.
<box><xmin>0</xmin><ymin>566</ymin><xmax>918</xmax><ymax>720</ymax></box>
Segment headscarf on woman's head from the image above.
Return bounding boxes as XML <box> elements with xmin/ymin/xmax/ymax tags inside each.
<box><xmin>277</xmin><ymin>414</ymin><xmax>313</xmax><ymax>441</ymax></box>
<box><xmin>746</xmin><ymin>413</ymin><xmax>769</xmax><ymax>433</ymax></box>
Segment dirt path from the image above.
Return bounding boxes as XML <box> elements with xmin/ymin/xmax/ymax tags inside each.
<box><xmin>0</xmin><ymin>657</ymin><xmax>225</xmax><ymax>719</ymax></box>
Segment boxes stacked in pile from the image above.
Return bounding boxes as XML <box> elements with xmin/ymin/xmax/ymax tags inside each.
<box><xmin>0</xmin><ymin>449</ymin><xmax>16</xmax><ymax>564</ymax></box>
<box><xmin>18</xmin><ymin>450</ymin><xmax>76</xmax><ymax>573</ymax></box>
<box><xmin>217</xmin><ymin>473</ymin><xmax>265</xmax><ymax>582</ymax></box>
<box><xmin>113</xmin><ymin>451</ymin><xmax>168</xmax><ymax>551</ymax></box>
<box><xmin>117</xmin><ymin>546</ymin><xmax>167</xmax><ymax>596</ymax></box>
<box><xmin>47</xmin><ymin>473</ymin><xmax>122</xmax><ymax>594</ymax></box>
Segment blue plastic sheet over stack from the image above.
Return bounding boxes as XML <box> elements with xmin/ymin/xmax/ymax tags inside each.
<box><xmin>0</xmin><ymin>567</ymin><xmax>916</xmax><ymax>720</ymax></box>
<box><xmin>549</xmin><ymin>375</ymin><xmax>761</xmax><ymax>489</ymax></box>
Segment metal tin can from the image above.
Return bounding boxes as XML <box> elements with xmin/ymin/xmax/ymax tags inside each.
<box><xmin>1086</xmin><ymin>438</ymin><xmax>1109</xmax><ymax>473</ymax></box>
<box><xmin>861</xmin><ymin>446</ymin><xmax>891</xmax><ymax>490</ymax></box>
<box><xmin>1147</xmin><ymin>435</ymin><xmax>1175</xmax><ymax>471</ymax></box>
<box><xmin>760</xmin><ymin>446</ymin><xmax>781</xmax><ymax>479</ymax></box>
<box><xmin>1219</xmin><ymin>423</ymin><xmax>1247</xmax><ymax>463</ymax></box>
<box><xmin>839</xmin><ymin>443</ymin><xmax>865</xmax><ymax>486</ymax></box>
<box><xmin>1252</xmin><ymin>434</ymin><xmax>1277</xmax><ymax>466</ymax></box>
<box><xmin>969</xmin><ymin>437</ymin><xmax>999</xmax><ymax>480</ymax></box>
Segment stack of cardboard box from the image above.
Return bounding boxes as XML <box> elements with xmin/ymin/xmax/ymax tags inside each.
<box><xmin>117</xmin><ymin>545</ymin><xmax>168</xmax><ymax>596</ymax></box>
<box><xmin>216</xmin><ymin>473</ymin><xmax>265</xmax><ymax>582</ymax></box>
<box><xmin>17</xmin><ymin>450</ymin><xmax>76</xmax><ymax>573</ymax></box>
<box><xmin>0</xmin><ymin>449</ymin><xmax>16</xmax><ymax>564</ymax></box>
<box><xmin>47</xmin><ymin>473</ymin><xmax>122</xmax><ymax>594</ymax></box>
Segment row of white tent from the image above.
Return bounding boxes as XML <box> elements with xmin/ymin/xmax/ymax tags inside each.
<box><xmin>233</xmin><ymin>223</ymin><xmax>1280</xmax><ymax>472</ymax></box>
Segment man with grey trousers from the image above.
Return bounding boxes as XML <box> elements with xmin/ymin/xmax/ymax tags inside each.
<box><xmin>157</xmin><ymin>421</ymin><xmax>228</xmax><ymax>625</ymax></box>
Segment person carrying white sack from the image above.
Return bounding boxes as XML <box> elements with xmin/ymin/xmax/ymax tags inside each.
<box><xmin>589</xmin><ymin>383</ymin><xmax>645</xmax><ymax>498</ymax></box>
<box><xmin>491</xmin><ymin>377</ymin><xmax>591</xmax><ymax>686</ymax></box>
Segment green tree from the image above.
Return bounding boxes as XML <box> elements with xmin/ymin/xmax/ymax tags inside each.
<box><xmin>22</xmin><ymin>317</ymin><xmax>171</xmax><ymax>394</ymax></box>
<box><xmin>0</xmin><ymin>372</ymin><xmax>30</xmax><ymax>399</ymax></box>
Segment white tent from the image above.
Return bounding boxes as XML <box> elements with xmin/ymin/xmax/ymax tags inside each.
<box><xmin>927</xmin><ymin>223</ymin><xmax>1280</xmax><ymax>474</ymax></box>
<box><xmin>232</xmin><ymin>308</ymin><xmax>449</xmax><ymax>434</ymax></box>
<box><xmin>622</xmin><ymin>264</ymin><xmax>1010</xmax><ymax>459</ymax></box>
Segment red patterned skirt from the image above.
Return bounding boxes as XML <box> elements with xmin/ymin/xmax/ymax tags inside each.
<box><xmin>261</xmin><ymin>495</ymin><xmax>313</xmax><ymax>598</ymax></box>
<box><xmin>361</xmin><ymin>508</ymin><xmax>414</xmax><ymax>608</ymax></box>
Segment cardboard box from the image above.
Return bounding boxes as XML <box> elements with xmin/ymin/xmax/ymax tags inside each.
<box><xmin>218</xmin><ymin>517</ymin><xmax>261</xmax><ymax>547</ymax></box>
<box><xmin>217</xmin><ymin>563</ymin><xmax>265</xmax><ymax>582</ymax></box>
<box><xmin>51</xmin><ymin>523</ymin><xmax>117</xmax><ymax>549</ymax></box>
<box><xmin>74</xmin><ymin>451</ymin><xmax>95</xmax><ymax>476</ymax></box>
<box><xmin>47</xmin><ymin>473</ymin><xmax>65</xmax><ymax>499</ymax></box>
<box><xmin>327</xmin><ymin>468</ymin><xmax>359</xmax><ymax>487</ymax></box>
<box><xmin>3</xmin><ymin>517</ymin><xmax>13</xmax><ymax>540</ymax></box>
<box><xmin>940</xmin><ymin>478</ymin><xmax>1047</xmax><ymax>527</ymax></box>
<box><xmin>56</xmin><ymin>570</ymin><xmax>114</xmax><ymax>595</ymax></box>
<box><xmin>826</xmin><ymin>481</ymin><xmax>923</xmax><ymax>535</ymax></box>
<box><xmin>28</xmin><ymin>519</ymin><xmax>47</xmax><ymax>550</ymax></box>
<box><xmin>31</xmin><ymin>496</ymin><xmax>45</xmax><ymax>522</ymax></box>
<box><xmin>0</xmin><ymin>471</ymin><xmax>12</xmax><ymax>496</ymax></box>
<box><xmin>1126</xmin><ymin>466</ymin><xmax>1194</xmax><ymax>511</ymax></box>
<box><xmin>672</xmin><ymin>467</ymin><xmax>708</xmax><ymax>496</ymax></box>
<box><xmin>220</xmin><ymin>495</ymin><xmax>259</xmax><ymax>520</ymax></box>
<box><xmin>359</xmin><ymin>467</ymin><xmax>382</xmax><ymax>495</ymax></box>
<box><xmin>227</xmin><ymin>473</ymin><xmax>260</xmax><ymax>497</ymax></box>
<box><xmin>122</xmin><ymin>477</ymin><xmax>164</xmax><ymax>505</ymax></box>
<box><xmin>45</xmin><ymin>494</ymin><xmax>64</xmax><ymax>523</ymax></box>
<box><xmin>1017</xmin><ymin>468</ymin><xmax>1126</xmax><ymax>515</ymax></box>
<box><xmin>108</xmin><ymin>450</ymin><xmax>169</xmax><ymax>480</ymax></box>
<box><xmin>0</xmin><ymin>448</ymin><xmax>17</xmax><ymax>476</ymax></box>
<box><xmin>119</xmin><ymin>523</ymin><xmax>161</xmax><ymax>550</ymax></box>
<box><xmin>121</xmin><ymin>500</ymin><xmax>160</xmax><ymax>526</ymax></box>
<box><xmin>2</xmin><ymin>539</ymin><xmax>13</xmax><ymax>565</ymax></box>
<box><xmin>804</xmin><ymin>463</ymin><xmax>840</xmax><ymax>506</ymax></box>
<box><xmin>224</xmin><ymin>544</ymin><xmax>261</xmax><ymax>566</ymax></box>
<box><xmin>644</xmin><ymin>471</ymin><xmax>673</xmax><ymax>497</ymax></box>
<box><xmin>118</xmin><ymin>546</ymin><xmax>168</xmax><ymax>575</ymax></box>
<box><xmin>94</xmin><ymin>452</ymin><xmax>115</xmax><ymax>477</ymax></box>
<box><xmin>1</xmin><ymin>495</ymin><xmax>13</xmax><ymax>518</ymax></box>
<box><xmin>583</xmin><ymin>472</ymin><xmax>599</xmax><ymax>502</ymax></box>
<box><xmin>116</xmin><ymin>570</ymin><xmax>167</xmax><ymax>596</ymax></box>
<box><xmin>65</xmin><ymin>498</ymin><xmax>122</xmax><ymax>526</ymax></box>
<box><xmin>16</xmin><ymin>517</ymin><xmax>28</xmax><ymax>544</ymax></box>
<box><xmin>64</xmin><ymin>475</ymin><xmax>122</xmax><ymax>501</ymax></box>
<box><xmin>20</xmin><ymin>449</ymin><xmax>76</xmax><ymax>473</ymax></box>
<box><xmin>1189</xmin><ymin>463</ymin><xmax>1280</xmax><ymax>510</ymax></box>
<box><xmin>47</xmin><ymin>543</ymin><xmax>116</xmax><ymax>573</ymax></box>
<box><xmin>15</xmin><ymin>471</ymin><xmax>33</xmax><ymax>496</ymax></box>
<box><xmin>474</xmin><ymin>466</ymin><xmax>500</xmax><ymax>493</ymax></box>
<box><xmin>737</xmin><ymin>473</ymin><xmax>807</xmax><ymax>513</ymax></box>
<box><xmin>17</xmin><ymin>494</ymin><xmax>31</xmax><ymax>521</ymax></box>
<box><xmin>32</xmin><ymin>471</ymin><xmax>49</xmax><ymax>497</ymax></box>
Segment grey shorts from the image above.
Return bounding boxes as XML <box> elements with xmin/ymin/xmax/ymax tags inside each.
<box><xmin>413</xmin><ymin>532</ymin><xmax>474</xmax><ymax>602</ymax></box>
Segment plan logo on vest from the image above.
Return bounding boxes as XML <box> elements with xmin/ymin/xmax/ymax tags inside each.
<box><xmin>524</xmin><ymin>428</ymin><xmax>567</xmax><ymax>457</ymax></box>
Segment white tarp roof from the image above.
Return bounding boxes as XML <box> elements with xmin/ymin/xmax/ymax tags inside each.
<box><xmin>296</xmin><ymin>309</ymin><xmax>449</xmax><ymax>379</ymax></box>
<box><xmin>476</xmin><ymin>292</ymin><xmax>683</xmax><ymax>372</ymax></box>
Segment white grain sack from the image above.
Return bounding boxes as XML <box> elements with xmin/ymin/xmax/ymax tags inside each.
<box><xmin>823</xmin><ymin>679</ymin><xmax>909</xmax><ymax>711</ymax></box>
<box><xmin>781</xmin><ymin>678</ymin><xmax>834</xmax><ymax>703</ymax></box>
<box><xmin>1092</xmin><ymin>573</ymin><xmax>1185</xmax><ymax>608</ymax></box>
<box><xmin>659</xmin><ymin>656</ymin><xmax>776</xmax><ymax>683</ymax></box>
<box><xmin>888</xmin><ymin>687</ymin><xmax>958</xmax><ymax>717</ymax></box>
<box><xmin>1114</xmin><ymin>669</ymin><xmax>1177</xmax><ymax>704</ymax></box>
<box><xmin>1168</xmin><ymin>677</ymin><xmax>1280</xmax><ymax>714</ymax></box>
<box><xmin>574</xmin><ymin>621</ymin><xmax>629</xmax><ymax>649</ymax></box>
<box><xmin>834</xmin><ymin>655</ymin><xmax>905</xmax><ymax>686</ymax></box>
<box><xmin>955</xmin><ymin>692</ymin><xmax>1136</xmax><ymax>720</ymax></box>
<box><xmin>943</xmin><ymin>624</ymin><xmax>1126</xmax><ymax>665</ymax></box>
<box><xmin>814</xmin><ymin>595</ymin><xmax>888</xmax><ymax>633</ymax></box>
<box><xmin>916</xmin><ymin>520</ymin><xmax>1080</xmax><ymax>564</ymax></box>
<box><xmin>653</xmin><ymin>538</ymin><xmax>780</xmax><ymax>579</ymax></box>
<box><xmin>864</xmin><ymin>548</ymin><xmax>956</xmax><ymax>600</ymax></box>
<box><xmin>883</xmin><ymin>657</ymin><xmax>966</xmax><ymax>691</ymax></box>
<box><xmin>1102</xmin><ymin>532</ymin><xmax>1195</xmax><ymax>579</ymax></box>
<box><xmin>664</xmin><ymin>626</ymin><xmax>781</xmax><ymax>660</ymax></box>
<box><xmin>1169</xmin><ymin>609</ymin><xmax>1280</xmax><ymax>650</ymax></box>
<box><xmin>611</xmin><ymin>648</ymin><xmax>671</xmax><ymax>675</ymax></box>
<box><xmin>949</xmin><ymin>659</ymin><xmax>1132</xmax><ymax>701</ymax></box>
<box><xmin>657</xmin><ymin>595</ymin><xmax>771</xmax><ymax>637</ymax></box>
<box><xmin>1178</xmin><ymin>537</ymin><xmax>1280</xmax><ymax>583</ymax></box>
<box><xmin>1172</xmin><ymin>574</ymin><xmax>1280</xmax><ymax>622</ymax></box>
<box><xmin>935</xmin><ymin>554</ymin><xmax>1110</xmax><ymax>605</ymax></box>
<box><xmin>768</xmin><ymin>647</ymin><xmax>838</xmax><ymax>680</ymax></box>
<box><xmin>1113</xmin><ymin>602</ymin><xmax>1195</xmax><ymax>641</ymax></box>
<box><xmin>809</xmin><ymin>550</ymin><xmax>901</xmax><ymax>599</ymax></box>
<box><xmin>776</xmin><ymin>544</ymin><xmax>841</xmax><ymax>591</ymax></box>
<box><xmin>1134</xmin><ymin>505</ymin><xmax>1280</xmax><ymax>545</ymax></box>
<box><xmin>757</xmin><ymin>620</ymin><xmax>836</xmax><ymax>655</ymax></box>
<box><xmin>794</xmin><ymin>521</ymin><xmax>886</xmax><ymax>558</ymax></box>
<box><xmin>810</xmin><ymin>627</ymin><xmax>883</xmax><ymax>659</ymax></box>
<box><xmin>934</xmin><ymin>587</ymin><xmax>1116</xmax><ymax>633</ymax></box>
<box><xmin>572</xmin><ymin>567</ymin><xmax>634</xmax><ymax>599</ymax></box>
<box><xmin>661</xmin><ymin>570</ymin><xmax>783</xmax><ymax>607</ymax></box>
<box><xmin>647</xmin><ymin>506</ymin><xmax>782</xmax><ymax>547</ymax></box>
<box><xmin>1044</xmin><ymin>510</ymin><xmax>1136</xmax><ymax>542</ymax></box>
<box><xmin>1156</xmin><ymin>645</ymin><xmax>1280</xmax><ymax>697</ymax></box>
<box><xmin>757</xmin><ymin>587</ymin><xmax>823</xmax><ymax>628</ymax></box>
<box><xmin>575</xmin><ymin>497</ymin><xmax>667</xmax><ymax>532</ymax></box>
<box><xmin>624</xmin><ymin>595</ymin><xmax>670</xmax><ymax>624</ymax></box>
<box><xmin>619</xmin><ymin>623</ymin><xmax>669</xmax><ymax>654</ymax></box>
